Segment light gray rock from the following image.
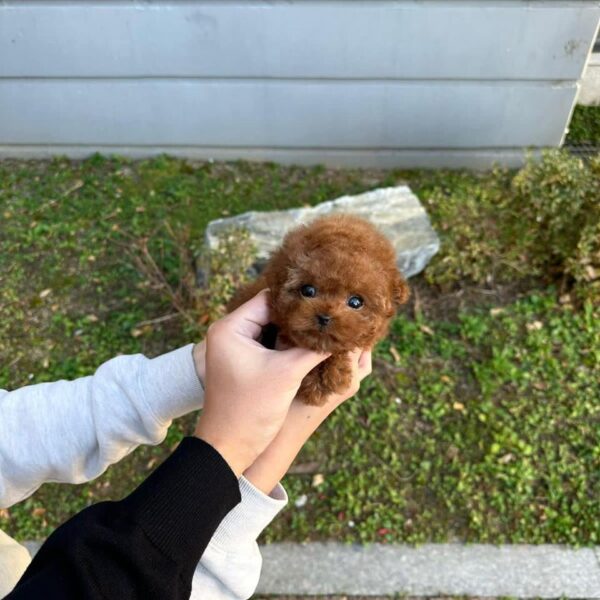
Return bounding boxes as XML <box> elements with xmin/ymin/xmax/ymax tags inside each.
<box><xmin>205</xmin><ymin>186</ymin><xmax>439</xmax><ymax>278</ymax></box>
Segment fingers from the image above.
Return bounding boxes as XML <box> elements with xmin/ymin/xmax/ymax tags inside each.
<box><xmin>357</xmin><ymin>350</ymin><xmax>372</xmax><ymax>380</ymax></box>
<box><xmin>340</xmin><ymin>349</ymin><xmax>372</xmax><ymax>399</ymax></box>
<box><xmin>280</xmin><ymin>346</ymin><xmax>331</xmax><ymax>377</ymax></box>
<box><xmin>347</xmin><ymin>348</ymin><xmax>372</xmax><ymax>381</ymax></box>
<box><xmin>226</xmin><ymin>289</ymin><xmax>271</xmax><ymax>339</ymax></box>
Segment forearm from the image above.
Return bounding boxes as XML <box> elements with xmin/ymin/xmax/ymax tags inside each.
<box><xmin>242</xmin><ymin>349</ymin><xmax>369</xmax><ymax>496</ymax></box>
<box><xmin>189</xmin><ymin>399</ymin><xmax>336</xmax><ymax>599</ymax></box>
<box><xmin>243</xmin><ymin>401</ymin><xmax>332</xmax><ymax>495</ymax></box>
<box><xmin>0</xmin><ymin>345</ymin><xmax>203</xmax><ymax>508</ymax></box>
<box><xmin>7</xmin><ymin>437</ymin><xmax>240</xmax><ymax>600</ymax></box>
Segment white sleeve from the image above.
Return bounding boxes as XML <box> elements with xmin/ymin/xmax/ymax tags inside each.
<box><xmin>0</xmin><ymin>344</ymin><xmax>203</xmax><ymax>508</ymax></box>
<box><xmin>193</xmin><ymin>477</ymin><xmax>288</xmax><ymax>600</ymax></box>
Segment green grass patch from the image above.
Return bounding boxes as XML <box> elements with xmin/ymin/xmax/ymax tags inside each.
<box><xmin>565</xmin><ymin>105</ymin><xmax>600</xmax><ymax>145</ymax></box>
<box><xmin>0</xmin><ymin>154</ymin><xmax>598</xmax><ymax>545</ymax></box>
<box><xmin>266</xmin><ymin>291</ymin><xmax>600</xmax><ymax>545</ymax></box>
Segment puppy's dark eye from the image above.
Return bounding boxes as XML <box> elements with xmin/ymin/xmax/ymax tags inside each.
<box><xmin>347</xmin><ymin>295</ymin><xmax>364</xmax><ymax>309</ymax></box>
<box><xmin>300</xmin><ymin>285</ymin><xmax>317</xmax><ymax>298</ymax></box>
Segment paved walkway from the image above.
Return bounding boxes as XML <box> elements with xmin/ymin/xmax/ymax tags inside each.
<box><xmin>256</xmin><ymin>543</ymin><xmax>600</xmax><ymax>598</ymax></box>
<box><xmin>25</xmin><ymin>541</ymin><xmax>600</xmax><ymax>598</ymax></box>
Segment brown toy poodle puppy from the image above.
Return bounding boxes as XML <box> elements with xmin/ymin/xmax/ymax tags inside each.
<box><xmin>227</xmin><ymin>214</ymin><xmax>410</xmax><ymax>406</ymax></box>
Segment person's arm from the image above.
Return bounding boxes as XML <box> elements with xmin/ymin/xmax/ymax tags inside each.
<box><xmin>0</xmin><ymin>293</ymin><xmax>351</xmax><ymax>600</ymax></box>
<box><xmin>242</xmin><ymin>348</ymin><xmax>368</xmax><ymax>495</ymax></box>
<box><xmin>0</xmin><ymin>344</ymin><xmax>203</xmax><ymax>508</ymax></box>
<box><xmin>6</xmin><ymin>437</ymin><xmax>241</xmax><ymax>600</ymax></box>
<box><xmin>195</xmin><ymin>349</ymin><xmax>372</xmax><ymax>600</ymax></box>
<box><xmin>0</xmin><ymin>340</ymin><xmax>286</xmax><ymax>600</ymax></box>
<box><xmin>7</xmin><ymin>291</ymin><xmax>329</xmax><ymax>600</ymax></box>
<box><xmin>193</xmin><ymin>476</ymin><xmax>287</xmax><ymax>599</ymax></box>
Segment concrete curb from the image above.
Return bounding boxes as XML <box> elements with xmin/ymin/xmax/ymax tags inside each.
<box><xmin>24</xmin><ymin>541</ymin><xmax>600</xmax><ymax>598</ymax></box>
<box><xmin>256</xmin><ymin>543</ymin><xmax>600</xmax><ymax>598</ymax></box>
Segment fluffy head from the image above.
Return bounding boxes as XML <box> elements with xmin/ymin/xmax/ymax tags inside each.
<box><xmin>263</xmin><ymin>214</ymin><xmax>409</xmax><ymax>353</ymax></box>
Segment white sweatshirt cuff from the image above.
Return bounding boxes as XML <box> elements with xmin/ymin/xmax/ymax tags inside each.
<box><xmin>208</xmin><ymin>477</ymin><xmax>288</xmax><ymax>551</ymax></box>
<box><xmin>196</xmin><ymin>479</ymin><xmax>288</xmax><ymax>598</ymax></box>
<box><xmin>139</xmin><ymin>344</ymin><xmax>205</xmax><ymax>426</ymax></box>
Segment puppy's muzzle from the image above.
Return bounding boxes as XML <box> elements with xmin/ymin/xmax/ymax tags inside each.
<box><xmin>316</xmin><ymin>314</ymin><xmax>332</xmax><ymax>328</ymax></box>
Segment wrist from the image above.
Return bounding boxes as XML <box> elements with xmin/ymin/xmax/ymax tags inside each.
<box><xmin>242</xmin><ymin>402</ymin><xmax>329</xmax><ymax>494</ymax></box>
<box><xmin>284</xmin><ymin>400</ymin><xmax>331</xmax><ymax>438</ymax></box>
<box><xmin>194</xmin><ymin>423</ymin><xmax>254</xmax><ymax>478</ymax></box>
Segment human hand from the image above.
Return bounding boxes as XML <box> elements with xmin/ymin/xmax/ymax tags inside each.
<box><xmin>243</xmin><ymin>348</ymin><xmax>372</xmax><ymax>494</ymax></box>
<box><xmin>194</xmin><ymin>290</ymin><xmax>330</xmax><ymax>476</ymax></box>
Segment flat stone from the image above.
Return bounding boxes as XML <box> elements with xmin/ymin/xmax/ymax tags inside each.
<box><xmin>205</xmin><ymin>186</ymin><xmax>440</xmax><ymax>278</ymax></box>
<box><xmin>257</xmin><ymin>543</ymin><xmax>600</xmax><ymax>598</ymax></box>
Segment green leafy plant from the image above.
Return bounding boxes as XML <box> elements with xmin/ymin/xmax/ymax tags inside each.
<box><xmin>513</xmin><ymin>152</ymin><xmax>600</xmax><ymax>303</ymax></box>
<box><xmin>123</xmin><ymin>223</ymin><xmax>256</xmax><ymax>335</ymax></box>
<box><xmin>423</xmin><ymin>151</ymin><xmax>600</xmax><ymax>305</ymax></box>
<box><xmin>195</xmin><ymin>227</ymin><xmax>257</xmax><ymax>324</ymax></box>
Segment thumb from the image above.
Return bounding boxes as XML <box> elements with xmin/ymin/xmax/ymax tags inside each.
<box><xmin>279</xmin><ymin>346</ymin><xmax>331</xmax><ymax>377</ymax></box>
<box><xmin>228</xmin><ymin>289</ymin><xmax>270</xmax><ymax>340</ymax></box>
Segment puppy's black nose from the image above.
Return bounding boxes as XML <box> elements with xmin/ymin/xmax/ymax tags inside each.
<box><xmin>316</xmin><ymin>314</ymin><xmax>332</xmax><ymax>327</ymax></box>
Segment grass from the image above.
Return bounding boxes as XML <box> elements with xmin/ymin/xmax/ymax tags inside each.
<box><xmin>565</xmin><ymin>104</ymin><xmax>600</xmax><ymax>145</ymax></box>
<box><xmin>0</xmin><ymin>152</ymin><xmax>598</xmax><ymax>546</ymax></box>
<box><xmin>266</xmin><ymin>291</ymin><xmax>599</xmax><ymax>545</ymax></box>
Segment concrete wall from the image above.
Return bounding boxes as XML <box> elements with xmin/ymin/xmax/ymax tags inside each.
<box><xmin>580</xmin><ymin>53</ymin><xmax>600</xmax><ymax>106</ymax></box>
<box><xmin>0</xmin><ymin>1</ymin><xmax>599</xmax><ymax>168</ymax></box>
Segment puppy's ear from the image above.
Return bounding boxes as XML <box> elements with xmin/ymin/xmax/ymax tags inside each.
<box><xmin>391</xmin><ymin>270</ymin><xmax>410</xmax><ymax>308</ymax></box>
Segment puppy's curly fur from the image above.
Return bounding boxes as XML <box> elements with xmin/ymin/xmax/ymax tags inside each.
<box><xmin>227</xmin><ymin>214</ymin><xmax>410</xmax><ymax>406</ymax></box>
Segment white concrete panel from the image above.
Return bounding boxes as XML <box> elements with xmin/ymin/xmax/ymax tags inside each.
<box><xmin>0</xmin><ymin>2</ymin><xmax>598</xmax><ymax>80</ymax></box>
<box><xmin>0</xmin><ymin>80</ymin><xmax>577</xmax><ymax>148</ymax></box>
<box><xmin>579</xmin><ymin>54</ymin><xmax>600</xmax><ymax>105</ymax></box>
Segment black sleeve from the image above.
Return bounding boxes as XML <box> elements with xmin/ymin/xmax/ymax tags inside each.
<box><xmin>7</xmin><ymin>437</ymin><xmax>241</xmax><ymax>600</ymax></box>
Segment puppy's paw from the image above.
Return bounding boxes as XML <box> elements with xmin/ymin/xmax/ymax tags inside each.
<box><xmin>297</xmin><ymin>370</ymin><xmax>330</xmax><ymax>406</ymax></box>
<box><xmin>297</xmin><ymin>354</ymin><xmax>352</xmax><ymax>406</ymax></box>
<box><xmin>320</xmin><ymin>353</ymin><xmax>353</xmax><ymax>394</ymax></box>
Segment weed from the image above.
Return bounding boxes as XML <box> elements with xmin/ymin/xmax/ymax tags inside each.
<box><xmin>121</xmin><ymin>223</ymin><xmax>256</xmax><ymax>336</ymax></box>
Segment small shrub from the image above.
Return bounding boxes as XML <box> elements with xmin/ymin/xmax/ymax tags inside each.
<box><xmin>422</xmin><ymin>168</ymin><xmax>516</xmax><ymax>286</ymax></box>
<box><xmin>568</xmin><ymin>218</ymin><xmax>600</xmax><ymax>302</ymax></box>
<box><xmin>513</xmin><ymin>152</ymin><xmax>600</xmax><ymax>303</ymax></box>
<box><xmin>424</xmin><ymin>151</ymin><xmax>600</xmax><ymax>305</ymax></box>
<box><xmin>124</xmin><ymin>222</ymin><xmax>256</xmax><ymax>335</ymax></box>
<box><xmin>195</xmin><ymin>227</ymin><xmax>257</xmax><ymax>324</ymax></box>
